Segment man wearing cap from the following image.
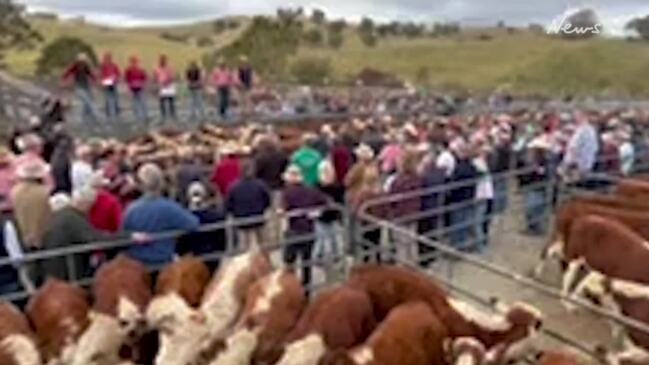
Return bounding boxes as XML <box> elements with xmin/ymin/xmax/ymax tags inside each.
<box><xmin>281</xmin><ymin>164</ymin><xmax>327</xmax><ymax>291</ymax></box>
<box><xmin>291</xmin><ymin>134</ymin><xmax>323</xmax><ymax>188</ymax></box>
<box><xmin>122</xmin><ymin>163</ymin><xmax>199</xmax><ymax>266</ymax></box>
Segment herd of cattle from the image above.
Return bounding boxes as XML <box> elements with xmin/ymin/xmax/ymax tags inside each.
<box><xmin>0</xmin><ymin>241</ymin><xmax>578</xmax><ymax>365</ymax></box>
<box><xmin>6</xmin><ymin>177</ymin><xmax>649</xmax><ymax>365</ymax></box>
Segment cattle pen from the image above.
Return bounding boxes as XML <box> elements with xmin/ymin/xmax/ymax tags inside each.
<box><xmin>0</xmin><ymin>157</ymin><xmax>647</xmax><ymax>365</ymax></box>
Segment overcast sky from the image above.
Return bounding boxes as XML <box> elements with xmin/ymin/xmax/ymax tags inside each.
<box><xmin>16</xmin><ymin>0</ymin><xmax>649</xmax><ymax>34</ymax></box>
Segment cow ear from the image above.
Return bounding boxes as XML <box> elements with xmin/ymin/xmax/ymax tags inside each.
<box><xmin>189</xmin><ymin>312</ymin><xmax>207</xmax><ymax>325</ymax></box>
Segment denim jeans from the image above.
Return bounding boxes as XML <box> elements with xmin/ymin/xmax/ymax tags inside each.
<box><xmin>492</xmin><ymin>176</ymin><xmax>508</xmax><ymax>214</ymax></box>
<box><xmin>474</xmin><ymin>200</ymin><xmax>492</xmax><ymax>250</ymax></box>
<box><xmin>76</xmin><ymin>87</ymin><xmax>97</xmax><ymax>123</ymax></box>
<box><xmin>160</xmin><ymin>96</ymin><xmax>177</xmax><ymax>121</ymax></box>
<box><xmin>218</xmin><ymin>87</ymin><xmax>230</xmax><ymax>118</ymax></box>
<box><xmin>188</xmin><ymin>88</ymin><xmax>206</xmax><ymax>122</ymax></box>
<box><xmin>448</xmin><ymin>204</ymin><xmax>475</xmax><ymax>250</ymax></box>
<box><xmin>313</xmin><ymin>222</ymin><xmax>342</xmax><ymax>282</ymax></box>
<box><xmin>524</xmin><ymin>187</ymin><xmax>548</xmax><ymax>234</ymax></box>
<box><xmin>132</xmin><ymin>90</ymin><xmax>148</xmax><ymax>123</ymax></box>
<box><xmin>104</xmin><ymin>86</ymin><xmax>120</xmax><ymax>120</ymax></box>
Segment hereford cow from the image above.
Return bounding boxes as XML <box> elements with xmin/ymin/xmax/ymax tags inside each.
<box><xmin>155</xmin><ymin>255</ymin><xmax>211</xmax><ymax>307</ymax></box>
<box><xmin>536</xmin><ymin>351</ymin><xmax>585</xmax><ymax>365</ymax></box>
<box><xmin>616</xmin><ymin>179</ymin><xmax>649</xmax><ymax>201</ymax></box>
<box><xmin>26</xmin><ymin>278</ymin><xmax>90</xmax><ymax>364</ymax></box>
<box><xmin>348</xmin><ymin>265</ymin><xmax>542</xmax><ymax>364</ymax></box>
<box><xmin>209</xmin><ymin>270</ymin><xmax>306</xmax><ymax>365</ymax></box>
<box><xmin>146</xmin><ymin>247</ymin><xmax>272</xmax><ymax>365</ymax></box>
<box><xmin>558</xmin><ymin>215</ymin><xmax>649</xmax><ymax>305</ymax></box>
<box><xmin>71</xmin><ymin>255</ymin><xmax>153</xmax><ymax>365</ymax></box>
<box><xmin>536</xmin><ymin>199</ymin><xmax>649</xmax><ymax>278</ymax></box>
<box><xmin>0</xmin><ymin>301</ymin><xmax>40</xmax><ymax>365</ymax></box>
<box><xmin>320</xmin><ymin>301</ymin><xmax>448</xmax><ymax>365</ymax></box>
<box><xmin>273</xmin><ymin>285</ymin><xmax>377</xmax><ymax>365</ymax></box>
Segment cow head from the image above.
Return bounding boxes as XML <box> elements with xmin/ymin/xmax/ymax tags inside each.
<box><xmin>71</xmin><ymin>297</ymin><xmax>146</xmax><ymax>365</ymax></box>
<box><xmin>0</xmin><ymin>334</ymin><xmax>41</xmax><ymax>365</ymax></box>
<box><xmin>484</xmin><ymin>301</ymin><xmax>543</xmax><ymax>365</ymax></box>
<box><xmin>450</xmin><ymin>337</ymin><xmax>486</xmax><ymax>365</ymax></box>
<box><xmin>146</xmin><ymin>293</ymin><xmax>211</xmax><ymax>365</ymax></box>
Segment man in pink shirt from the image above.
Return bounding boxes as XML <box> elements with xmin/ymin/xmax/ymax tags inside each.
<box><xmin>154</xmin><ymin>54</ymin><xmax>177</xmax><ymax>122</ymax></box>
<box><xmin>211</xmin><ymin>59</ymin><xmax>236</xmax><ymax>119</ymax></box>
<box><xmin>99</xmin><ymin>52</ymin><xmax>121</xmax><ymax>120</ymax></box>
<box><xmin>124</xmin><ymin>56</ymin><xmax>148</xmax><ymax>123</ymax></box>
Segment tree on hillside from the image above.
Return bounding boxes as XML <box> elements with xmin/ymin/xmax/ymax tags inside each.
<box><xmin>432</xmin><ymin>22</ymin><xmax>461</xmax><ymax>36</ymax></box>
<box><xmin>359</xmin><ymin>17</ymin><xmax>375</xmax><ymax>34</ymax></box>
<box><xmin>327</xmin><ymin>19</ymin><xmax>347</xmax><ymax>32</ymax></box>
<box><xmin>311</xmin><ymin>9</ymin><xmax>326</xmax><ymax>25</ymax></box>
<box><xmin>303</xmin><ymin>28</ymin><xmax>324</xmax><ymax>46</ymax></box>
<box><xmin>36</xmin><ymin>36</ymin><xmax>97</xmax><ymax>76</ymax></box>
<box><xmin>359</xmin><ymin>31</ymin><xmax>378</xmax><ymax>47</ymax></box>
<box><xmin>359</xmin><ymin>17</ymin><xmax>378</xmax><ymax>46</ymax></box>
<box><xmin>213</xmin><ymin>19</ymin><xmax>227</xmax><ymax>34</ymax></box>
<box><xmin>626</xmin><ymin>16</ymin><xmax>649</xmax><ymax>40</ymax></box>
<box><xmin>327</xmin><ymin>30</ymin><xmax>344</xmax><ymax>49</ymax></box>
<box><xmin>0</xmin><ymin>0</ymin><xmax>41</xmax><ymax>65</ymax></box>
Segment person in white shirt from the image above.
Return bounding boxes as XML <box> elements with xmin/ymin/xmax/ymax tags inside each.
<box><xmin>472</xmin><ymin>140</ymin><xmax>494</xmax><ymax>251</ymax></box>
<box><xmin>618</xmin><ymin>130</ymin><xmax>635</xmax><ymax>176</ymax></box>
<box><xmin>71</xmin><ymin>144</ymin><xmax>94</xmax><ymax>193</ymax></box>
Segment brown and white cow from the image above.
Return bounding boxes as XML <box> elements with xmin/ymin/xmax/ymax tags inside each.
<box><xmin>536</xmin><ymin>199</ymin><xmax>649</xmax><ymax>278</ymax></box>
<box><xmin>273</xmin><ymin>285</ymin><xmax>377</xmax><ymax>365</ymax></box>
<box><xmin>347</xmin><ymin>265</ymin><xmax>542</xmax><ymax>364</ymax></box>
<box><xmin>209</xmin><ymin>269</ymin><xmax>306</xmax><ymax>365</ymax></box>
<box><xmin>72</xmin><ymin>255</ymin><xmax>153</xmax><ymax>365</ymax></box>
<box><xmin>557</xmin><ymin>215</ymin><xmax>649</xmax><ymax>306</ymax></box>
<box><xmin>616</xmin><ymin>179</ymin><xmax>649</xmax><ymax>202</ymax></box>
<box><xmin>536</xmin><ymin>351</ymin><xmax>585</xmax><ymax>365</ymax></box>
<box><xmin>146</xmin><ymin>247</ymin><xmax>272</xmax><ymax>365</ymax></box>
<box><xmin>26</xmin><ymin>278</ymin><xmax>90</xmax><ymax>365</ymax></box>
<box><xmin>155</xmin><ymin>255</ymin><xmax>211</xmax><ymax>308</ymax></box>
<box><xmin>0</xmin><ymin>301</ymin><xmax>41</xmax><ymax>365</ymax></box>
<box><xmin>320</xmin><ymin>301</ymin><xmax>448</xmax><ymax>365</ymax></box>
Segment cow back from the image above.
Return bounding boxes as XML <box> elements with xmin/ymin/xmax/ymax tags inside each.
<box><xmin>93</xmin><ymin>255</ymin><xmax>152</xmax><ymax>316</ymax></box>
<box><xmin>286</xmin><ymin>285</ymin><xmax>376</xmax><ymax>350</ymax></box>
<box><xmin>537</xmin><ymin>352</ymin><xmax>584</xmax><ymax>365</ymax></box>
<box><xmin>26</xmin><ymin>279</ymin><xmax>90</xmax><ymax>361</ymax></box>
<box><xmin>155</xmin><ymin>255</ymin><xmax>210</xmax><ymax>307</ymax></box>
<box><xmin>364</xmin><ymin>302</ymin><xmax>448</xmax><ymax>365</ymax></box>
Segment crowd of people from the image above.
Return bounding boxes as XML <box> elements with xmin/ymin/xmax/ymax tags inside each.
<box><xmin>62</xmin><ymin>53</ymin><xmax>256</xmax><ymax>123</ymax></box>
<box><xmin>0</xmin><ymin>105</ymin><xmax>643</xmax><ymax>295</ymax></box>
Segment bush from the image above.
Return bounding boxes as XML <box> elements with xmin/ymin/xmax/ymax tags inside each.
<box><xmin>291</xmin><ymin>56</ymin><xmax>332</xmax><ymax>85</ymax></box>
<box><xmin>160</xmin><ymin>32</ymin><xmax>190</xmax><ymax>43</ymax></box>
<box><xmin>36</xmin><ymin>36</ymin><xmax>97</xmax><ymax>76</ymax></box>
<box><xmin>303</xmin><ymin>28</ymin><xmax>324</xmax><ymax>46</ymax></box>
<box><xmin>197</xmin><ymin>36</ymin><xmax>214</xmax><ymax>47</ymax></box>
<box><xmin>311</xmin><ymin>9</ymin><xmax>326</xmax><ymax>25</ymax></box>
<box><xmin>359</xmin><ymin>31</ymin><xmax>378</xmax><ymax>47</ymax></box>
<box><xmin>328</xmin><ymin>30</ymin><xmax>344</xmax><ymax>49</ymax></box>
<box><xmin>327</xmin><ymin>19</ymin><xmax>346</xmax><ymax>33</ymax></box>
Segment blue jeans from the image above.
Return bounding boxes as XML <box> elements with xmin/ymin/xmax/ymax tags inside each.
<box><xmin>524</xmin><ymin>187</ymin><xmax>547</xmax><ymax>234</ymax></box>
<box><xmin>188</xmin><ymin>88</ymin><xmax>205</xmax><ymax>122</ymax></box>
<box><xmin>132</xmin><ymin>90</ymin><xmax>148</xmax><ymax>122</ymax></box>
<box><xmin>474</xmin><ymin>200</ymin><xmax>491</xmax><ymax>250</ymax></box>
<box><xmin>448</xmin><ymin>204</ymin><xmax>475</xmax><ymax>250</ymax></box>
<box><xmin>160</xmin><ymin>96</ymin><xmax>176</xmax><ymax>121</ymax></box>
<box><xmin>104</xmin><ymin>86</ymin><xmax>120</xmax><ymax>120</ymax></box>
<box><xmin>76</xmin><ymin>87</ymin><xmax>97</xmax><ymax>123</ymax></box>
<box><xmin>313</xmin><ymin>222</ymin><xmax>340</xmax><ymax>261</ymax></box>
<box><xmin>492</xmin><ymin>177</ymin><xmax>508</xmax><ymax>214</ymax></box>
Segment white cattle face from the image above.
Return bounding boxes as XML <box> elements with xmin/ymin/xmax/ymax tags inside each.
<box><xmin>146</xmin><ymin>293</ymin><xmax>211</xmax><ymax>365</ymax></box>
<box><xmin>275</xmin><ymin>334</ymin><xmax>327</xmax><ymax>365</ymax></box>
<box><xmin>1</xmin><ymin>334</ymin><xmax>41</xmax><ymax>365</ymax></box>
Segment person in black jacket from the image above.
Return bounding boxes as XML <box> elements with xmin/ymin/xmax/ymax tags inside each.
<box><xmin>50</xmin><ymin>137</ymin><xmax>75</xmax><ymax>194</ymax></box>
<box><xmin>185</xmin><ymin>61</ymin><xmax>206</xmax><ymax>122</ymax></box>
<box><xmin>446</xmin><ymin>142</ymin><xmax>479</xmax><ymax>251</ymax></box>
<box><xmin>418</xmin><ymin>151</ymin><xmax>447</xmax><ymax>266</ymax></box>
<box><xmin>517</xmin><ymin>137</ymin><xmax>551</xmax><ymax>235</ymax></box>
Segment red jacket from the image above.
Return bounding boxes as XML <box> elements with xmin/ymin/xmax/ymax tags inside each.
<box><xmin>331</xmin><ymin>146</ymin><xmax>353</xmax><ymax>184</ymax></box>
<box><xmin>89</xmin><ymin>190</ymin><xmax>123</xmax><ymax>233</ymax></box>
<box><xmin>125</xmin><ymin>65</ymin><xmax>148</xmax><ymax>92</ymax></box>
<box><xmin>100</xmin><ymin>61</ymin><xmax>121</xmax><ymax>86</ymax></box>
<box><xmin>211</xmin><ymin>157</ymin><xmax>241</xmax><ymax>196</ymax></box>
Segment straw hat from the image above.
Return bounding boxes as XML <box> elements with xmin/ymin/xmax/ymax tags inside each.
<box><xmin>354</xmin><ymin>144</ymin><xmax>375</xmax><ymax>160</ymax></box>
<box><xmin>16</xmin><ymin>160</ymin><xmax>50</xmax><ymax>180</ymax></box>
<box><xmin>282</xmin><ymin>165</ymin><xmax>303</xmax><ymax>183</ymax></box>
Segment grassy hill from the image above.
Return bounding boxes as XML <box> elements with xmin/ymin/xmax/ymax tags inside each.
<box><xmin>4</xmin><ymin>17</ymin><xmax>249</xmax><ymax>76</ymax></box>
<box><xmin>6</xmin><ymin>17</ymin><xmax>649</xmax><ymax>96</ymax></box>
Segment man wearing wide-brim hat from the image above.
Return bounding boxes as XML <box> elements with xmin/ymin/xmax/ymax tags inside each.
<box><xmin>10</xmin><ymin>160</ymin><xmax>53</xmax><ymax>257</ymax></box>
<box><xmin>344</xmin><ymin>144</ymin><xmax>379</xmax><ymax>200</ymax></box>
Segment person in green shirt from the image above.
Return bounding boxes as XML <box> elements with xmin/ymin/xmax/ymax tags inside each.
<box><xmin>291</xmin><ymin>134</ymin><xmax>323</xmax><ymax>187</ymax></box>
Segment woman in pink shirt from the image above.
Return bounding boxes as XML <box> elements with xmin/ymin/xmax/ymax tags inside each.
<box><xmin>211</xmin><ymin>59</ymin><xmax>237</xmax><ymax>118</ymax></box>
<box><xmin>154</xmin><ymin>54</ymin><xmax>177</xmax><ymax>122</ymax></box>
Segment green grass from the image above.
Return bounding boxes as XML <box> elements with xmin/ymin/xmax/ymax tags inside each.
<box><xmin>6</xmin><ymin>17</ymin><xmax>649</xmax><ymax>95</ymax></box>
<box><xmin>4</xmin><ymin>17</ymin><xmax>248</xmax><ymax>76</ymax></box>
